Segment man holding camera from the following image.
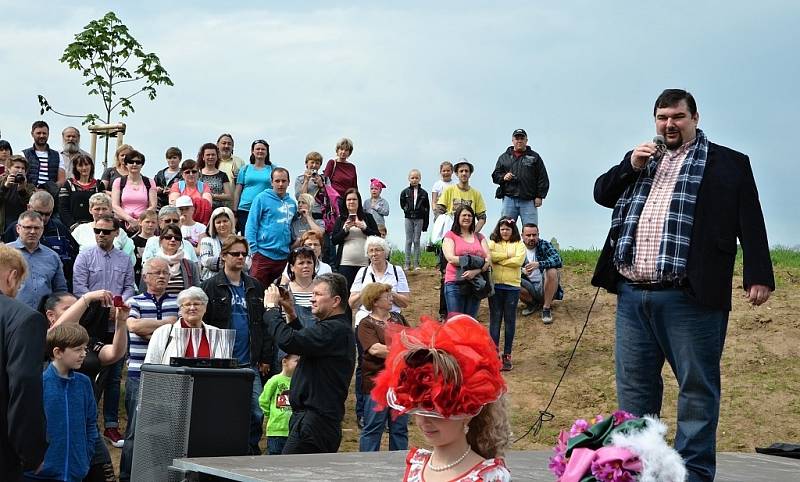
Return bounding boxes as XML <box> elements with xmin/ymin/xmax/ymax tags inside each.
<box><xmin>0</xmin><ymin>156</ymin><xmax>35</xmax><ymax>234</ymax></box>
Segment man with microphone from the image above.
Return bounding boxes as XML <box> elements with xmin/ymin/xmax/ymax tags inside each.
<box><xmin>591</xmin><ymin>89</ymin><xmax>774</xmax><ymax>482</ymax></box>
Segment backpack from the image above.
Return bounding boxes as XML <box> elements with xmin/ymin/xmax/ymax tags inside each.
<box><xmin>320</xmin><ymin>161</ymin><xmax>341</xmax><ymax>233</ymax></box>
<box><xmin>119</xmin><ymin>175</ymin><xmax>152</xmax><ymax>191</ymax></box>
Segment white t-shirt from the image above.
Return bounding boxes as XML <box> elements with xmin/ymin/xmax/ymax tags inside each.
<box><xmin>431</xmin><ymin>178</ymin><xmax>457</xmax><ymax>197</ymax></box>
<box><xmin>181</xmin><ymin>222</ymin><xmax>207</xmax><ymax>247</ymax></box>
<box><xmin>525</xmin><ymin>247</ymin><xmax>542</xmax><ymax>284</ymax></box>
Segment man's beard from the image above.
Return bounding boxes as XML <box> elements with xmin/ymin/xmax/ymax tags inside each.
<box><xmin>63</xmin><ymin>141</ymin><xmax>80</xmax><ymax>155</ymax></box>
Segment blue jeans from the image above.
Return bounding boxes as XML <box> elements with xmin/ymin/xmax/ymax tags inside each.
<box><xmin>488</xmin><ymin>286</ymin><xmax>520</xmax><ymax>354</ymax></box>
<box><xmin>501</xmin><ymin>196</ymin><xmax>538</xmax><ymax>225</ymax></box>
<box><xmin>267</xmin><ymin>436</ymin><xmax>287</xmax><ymax>455</ymax></box>
<box><xmin>103</xmin><ymin>358</ymin><xmax>124</xmax><ymax>428</ymax></box>
<box><xmin>615</xmin><ymin>281</ymin><xmax>728</xmax><ymax>482</ymax></box>
<box><xmin>359</xmin><ymin>395</ymin><xmax>409</xmax><ymax>452</ymax></box>
<box><xmin>250</xmin><ymin>368</ymin><xmax>264</xmax><ymax>455</ymax></box>
<box><xmin>444</xmin><ymin>282</ymin><xmax>480</xmax><ymax>318</ymax></box>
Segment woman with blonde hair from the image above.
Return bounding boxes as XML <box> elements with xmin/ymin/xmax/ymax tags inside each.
<box><xmin>371</xmin><ymin>315</ymin><xmax>511</xmax><ymax>481</ymax></box>
<box><xmin>291</xmin><ymin>193</ymin><xmax>324</xmax><ymax>246</ymax></box>
<box><xmin>101</xmin><ymin>143</ymin><xmax>133</xmax><ymax>190</ymax></box>
<box><xmin>198</xmin><ymin>206</ymin><xmax>250</xmax><ymax>280</ymax></box>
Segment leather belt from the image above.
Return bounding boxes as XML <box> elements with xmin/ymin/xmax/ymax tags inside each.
<box><xmin>625</xmin><ymin>278</ymin><xmax>689</xmax><ymax>291</ymax></box>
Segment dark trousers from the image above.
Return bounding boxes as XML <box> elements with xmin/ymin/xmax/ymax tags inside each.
<box><xmin>282</xmin><ymin>411</ymin><xmax>342</xmax><ymax>454</ymax></box>
<box><xmin>337</xmin><ymin>265</ymin><xmax>362</xmax><ymax>291</ymax></box>
<box><xmin>436</xmin><ymin>247</ymin><xmax>447</xmax><ymax>318</ymax></box>
<box><xmin>488</xmin><ymin>286</ymin><xmax>520</xmax><ymax>355</ymax></box>
<box><xmin>251</xmin><ymin>253</ymin><xmax>287</xmax><ymax>288</ymax></box>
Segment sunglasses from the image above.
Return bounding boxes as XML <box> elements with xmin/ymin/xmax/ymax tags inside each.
<box><xmin>161</xmin><ymin>234</ymin><xmax>182</xmax><ymax>241</ymax></box>
<box><xmin>93</xmin><ymin>228</ymin><xmax>115</xmax><ymax>235</ymax></box>
<box><xmin>125</xmin><ymin>159</ymin><xmax>144</xmax><ymax>165</ymax></box>
<box><xmin>292</xmin><ymin>246</ymin><xmax>315</xmax><ymax>254</ymax></box>
<box><xmin>499</xmin><ymin>218</ymin><xmax>516</xmax><ymax>225</ymax></box>
<box><xmin>161</xmin><ymin>218</ymin><xmax>179</xmax><ymax>224</ymax></box>
<box><xmin>184</xmin><ymin>169</ymin><xmax>198</xmax><ymax>174</ymax></box>
<box><xmin>225</xmin><ymin>251</ymin><xmax>247</xmax><ymax>258</ymax></box>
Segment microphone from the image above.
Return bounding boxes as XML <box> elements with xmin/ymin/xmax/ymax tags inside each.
<box><xmin>648</xmin><ymin>135</ymin><xmax>666</xmax><ymax>163</ymax></box>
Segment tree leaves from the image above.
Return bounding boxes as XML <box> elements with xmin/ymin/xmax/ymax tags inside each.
<box><xmin>47</xmin><ymin>10</ymin><xmax>173</xmax><ymax>125</ymax></box>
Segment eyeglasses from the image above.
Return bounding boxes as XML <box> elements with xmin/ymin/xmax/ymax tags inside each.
<box><xmin>35</xmin><ymin>210</ymin><xmax>53</xmax><ymax>217</ymax></box>
<box><xmin>161</xmin><ymin>235</ymin><xmax>182</xmax><ymax>241</ymax></box>
<box><xmin>184</xmin><ymin>169</ymin><xmax>198</xmax><ymax>175</ymax></box>
<box><xmin>225</xmin><ymin>251</ymin><xmax>247</xmax><ymax>258</ymax></box>
<box><xmin>19</xmin><ymin>225</ymin><xmax>43</xmax><ymax>231</ymax></box>
<box><xmin>181</xmin><ymin>302</ymin><xmax>204</xmax><ymax>309</ymax></box>
<box><xmin>93</xmin><ymin>228</ymin><xmax>115</xmax><ymax>235</ymax></box>
<box><xmin>161</xmin><ymin>218</ymin><xmax>179</xmax><ymax>224</ymax></box>
<box><xmin>124</xmin><ymin>159</ymin><xmax>144</xmax><ymax>165</ymax></box>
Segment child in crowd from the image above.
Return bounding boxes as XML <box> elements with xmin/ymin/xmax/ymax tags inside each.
<box><xmin>430</xmin><ymin>161</ymin><xmax>455</xmax><ymax>218</ymax></box>
<box><xmin>132</xmin><ymin>209</ymin><xmax>159</xmax><ymax>285</ymax></box>
<box><xmin>399</xmin><ymin>169</ymin><xmax>429</xmax><ymax>271</ymax></box>
<box><xmin>175</xmin><ymin>195</ymin><xmax>207</xmax><ymax>252</ymax></box>
<box><xmin>259</xmin><ymin>353</ymin><xmax>300</xmax><ymax>455</ymax></box>
<box><xmin>155</xmin><ymin>147</ymin><xmax>182</xmax><ymax>209</ymax></box>
<box><xmin>25</xmin><ymin>324</ymin><xmax>98</xmax><ymax>482</ymax></box>
<box><xmin>364</xmin><ymin>178</ymin><xmax>390</xmax><ymax>230</ymax></box>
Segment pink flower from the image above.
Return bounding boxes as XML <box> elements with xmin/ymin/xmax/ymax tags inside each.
<box><xmin>548</xmin><ymin>453</ymin><xmax>568</xmax><ymax>477</ymax></box>
<box><xmin>569</xmin><ymin>418</ymin><xmax>590</xmax><ymax>437</ymax></box>
<box><xmin>591</xmin><ymin>414</ymin><xmax>605</xmax><ymax>425</ymax></box>
<box><xmin>590</xmin><ymin>446</ymin><xmax>642</xmax><ymax>481</ymax></box>
<box><xmin>612</xmin><ymin>410</ymin><xmax>637</xmax><ymax>426</ymax></box>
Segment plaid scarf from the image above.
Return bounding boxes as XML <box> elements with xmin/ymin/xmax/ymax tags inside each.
<box><xmin>611</xmin><ymin>129</ymin><xmax>708</xmax><ymax>281</ymax></box>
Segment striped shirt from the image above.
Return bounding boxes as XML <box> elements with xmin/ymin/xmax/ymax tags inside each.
<box><xmin>619</xmin><ymin>142</ymin><xmax>690</xmax><ymax>282</ymax></box>
<box><xmin>166</xmin><ymin>271</ymin><xmax>185</xmax><ymax>295</ymax></box>
<box><xmin>291</xmin><ymin>289</ymin><xmax>313</xmax><ymax>308</ymax></box>
<box><xmin>127</xmin><ymin>292</ymin><xmax>179</xmax><ymax>379</ymax></box>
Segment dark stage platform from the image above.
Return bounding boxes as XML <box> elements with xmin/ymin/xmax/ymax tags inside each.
<box><xmin>173</xmin><ymin>450</ymin><xmax>800</xmax><ymax>481</ymax></box>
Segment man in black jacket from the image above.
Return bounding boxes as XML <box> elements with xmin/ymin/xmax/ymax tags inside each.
<box><xmin>264</xmin><ymin>272</ymin><xmax>355</xmax><ymax>454</ymax></box>
<box><xmin>201</xmin><ymin>235</ymin><xmax>270</xmax><ymax>455</ymax></box>
<box><xmin>592</xmin><ymin>89</ymin><xmax>774</xmax><ymax>482</ymax></box>
<box><xmin>492</xmin><ymin>128</ymin><xmax>550</xmax><ymax>225</ymax></box>
<box><xmin>0</xmin><ymin>245</ymin><xmax>48</xmax><ymax>481</ymax></box>
<box><xmin>21</xmin><ymin>120</ymin><xmax>66</xmax><ymax>187</ymax></box>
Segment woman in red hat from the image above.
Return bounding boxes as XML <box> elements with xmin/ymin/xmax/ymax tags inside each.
<box><xmin>371</xmin><ymin>314</ymin><xmax>511</xmax><ymax>481</ymax></box>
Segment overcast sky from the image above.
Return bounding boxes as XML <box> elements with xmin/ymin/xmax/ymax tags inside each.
<box><xmin>1</xmin><ymin>1</ymin><xmax>797</xmax><ymax>249</ymax></box>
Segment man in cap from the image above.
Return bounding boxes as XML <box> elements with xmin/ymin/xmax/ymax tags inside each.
<box><xmin>492</xmin><ymin>128</ymin><xmax>549</xmax><ymax>225</ymax></box>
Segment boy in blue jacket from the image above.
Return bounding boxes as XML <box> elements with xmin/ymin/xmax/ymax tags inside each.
<box><xmin>25</xmin><ymin>324</ymin><xmax>97</xmax><ymax>482</ymax></box>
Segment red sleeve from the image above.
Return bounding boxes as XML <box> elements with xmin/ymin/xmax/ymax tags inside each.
<box><xmin>169</xmin><ymin>182</ymin><xmax>180</xmax><ymax>193</ymax></box>
<box><xmin>323</xmin><ymin>159</ymin><xmax>334</xmax><ymax>178</ymax></box>
<box><xmin>201</xmin><ymin>183</ymin><xmax>211</xmax><ymax>193</ymax></box>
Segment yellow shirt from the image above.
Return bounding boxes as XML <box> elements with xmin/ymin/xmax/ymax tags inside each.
<box><xmin>437</xmin><ymin>184</ymin><xmax>487</xmax><ymax>216</ymax></box>
<box><xmin>218</xmin><ymin>155</ymin><xmax>246</xmax><ymax>206</ymax></box>
<box><xmin>488</xmin><ymin>240</ymin><xmax>526</xmax><ymax>287</ymax></box>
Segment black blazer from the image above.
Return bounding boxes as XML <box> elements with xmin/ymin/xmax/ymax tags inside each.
<box><xmin>0</xmin><ymin>294</ymin><xmax>48</xmax><ymax>480</ymax></box>
<box><xmin>592</xmin><ymin>142</ymin><xmax>774</xmax><ymax>311</ymax></box>
<box><xmin>399</xmin><ymin>185</ymin><xmax>430</xmax><ymax>231</ymax></box>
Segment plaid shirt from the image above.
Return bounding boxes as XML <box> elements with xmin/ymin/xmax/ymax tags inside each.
<box><xmin>619</xmin><ymin>143</ymin><xmax>689</xmax><ymax>282</ymax></box>
<box><xmin>534</xmin><ymin>239</ymin><xmax>562</xmax><ymax>270</ymax></box>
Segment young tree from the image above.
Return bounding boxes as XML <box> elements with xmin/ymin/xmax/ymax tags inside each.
<box><xmin>37</xmin><ymin>11</ymin><xmax>173</xmax><ymax>167</ymax></box>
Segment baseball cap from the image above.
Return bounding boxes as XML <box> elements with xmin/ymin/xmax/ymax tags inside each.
<box><xmin>512</xmin><ymin>128</ymin><xmax>527</xmax><ymax>138</ymax></box>
<box><xmin>175</xmin><ymin>195</ymin><xmax>194</xmax><ymax>208</ymax></box>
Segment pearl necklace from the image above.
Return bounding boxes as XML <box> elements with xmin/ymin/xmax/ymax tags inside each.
<box><xmin>428</xmin><ymin>446</ymin><xmax>471</xmax><ymax>472</ymax></box>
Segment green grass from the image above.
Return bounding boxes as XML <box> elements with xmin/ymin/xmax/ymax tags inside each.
<box><xmin>386</xmin><ymin>246</ymin><xmax>800</xmax><ymax>274</ymax></box>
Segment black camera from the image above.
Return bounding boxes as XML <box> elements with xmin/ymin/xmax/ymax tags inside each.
<box><xmin>13</xmin><ymin>174</ymin><xmax>25</xmax><ymax>184</ymax></box>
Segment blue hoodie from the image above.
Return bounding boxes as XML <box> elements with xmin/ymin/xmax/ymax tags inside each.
<box><xmin>25</xmin><ymin>363</ymin><xmax>97</xmax><ymax>482</ymax></box>
<box><xmin>245</xmin><ymin>188</ymin><xmax>297</xmax><ymax>260</ymax></box>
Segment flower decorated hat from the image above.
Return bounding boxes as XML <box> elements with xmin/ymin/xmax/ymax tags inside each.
<box><xmin>371</xmin><ymin>314</ymin><xmax>507</xmax><ymax>419</ymax></box>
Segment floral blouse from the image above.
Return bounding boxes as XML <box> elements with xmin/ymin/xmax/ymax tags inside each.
<box><xmin>404</xmin><ymin>448</ymin><xmax>511</xmax><ymax>482</ymax></box>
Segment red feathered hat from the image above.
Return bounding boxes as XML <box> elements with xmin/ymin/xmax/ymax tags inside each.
<box><xmin>370</xmin><ymin>314</ymin><xmax>506</xmax><ymax>419</ymax></box>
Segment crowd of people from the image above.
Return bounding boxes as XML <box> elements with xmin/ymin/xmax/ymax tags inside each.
<box><xmin>0</xmin><ymin>88</ymin><xmax>770</xmax><ymax>482</ymax></box>
<box><xmin>0</xmin><ymin>120</ymin><xmax>558</xmax><ymax>481</ymax></box>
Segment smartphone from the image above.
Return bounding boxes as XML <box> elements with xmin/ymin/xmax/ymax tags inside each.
<box><xmin>348</xmin><ymin>214</ymin><xmax>357</xmax><ymax>223</ymax></box>
<box><xmin>113</xmin><ymin>295</ymin><xmax>125</xmax><ymax>308</ymax></box>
